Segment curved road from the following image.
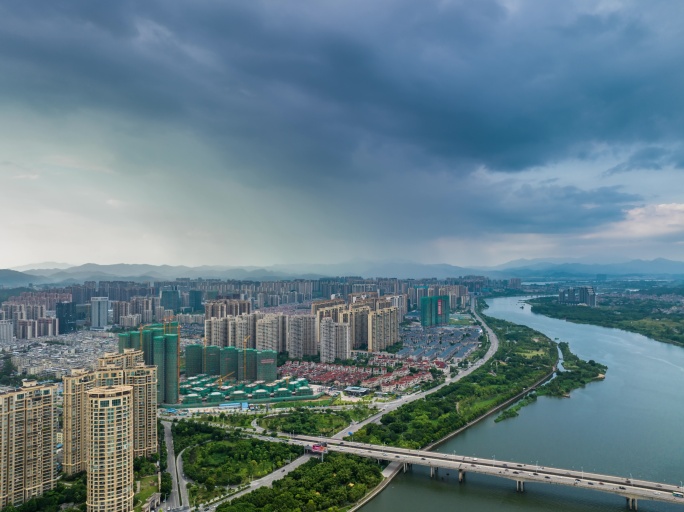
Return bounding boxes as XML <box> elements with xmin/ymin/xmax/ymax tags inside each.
<box><xmin>333</xmin><ymin>301</ymin><xmax>499</xmax><ymax>439</ymax></box>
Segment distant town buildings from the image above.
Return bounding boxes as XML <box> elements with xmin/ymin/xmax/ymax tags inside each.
<box><xmin>559</xmin><ymin>286</ymin><xmax>597</xmax><ymax>307</ymax></box>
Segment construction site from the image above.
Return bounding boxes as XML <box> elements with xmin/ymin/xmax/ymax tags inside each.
<box><xmin>178</xmin><ymin>374</ymin><xmax>317</xmax><ymax>408</ymax></box>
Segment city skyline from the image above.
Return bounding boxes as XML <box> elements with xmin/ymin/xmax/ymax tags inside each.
<box><xmin>2</xmin><ymin>1</ymin><xmax>684</xmax><ymax>269</ymax></box>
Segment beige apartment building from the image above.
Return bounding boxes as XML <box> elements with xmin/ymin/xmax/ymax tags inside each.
<box><xmin>63</xmin><ymin>349</ymin><xmax>157</xmax><ymax>476</ymax></box>
<box><xmin>86</xmin><ymin>385</ymin><xmax>134</xmax><ymax>512</ymax></box>
<box><xmin>0</xmin><ymin>380</ymin><xmax>57</xmax><ymax>508</ymax></box>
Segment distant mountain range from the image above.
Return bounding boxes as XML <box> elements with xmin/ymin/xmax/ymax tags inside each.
<box><xmin>3</xmin><ymin>258</ymin><xmax>684</xmax><ymax>287</ymax></box>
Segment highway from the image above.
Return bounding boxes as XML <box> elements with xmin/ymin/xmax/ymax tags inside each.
<box><xmin>286</xmin><ymin>435</ymin><xmax>684</xmax><ymax>509</ymax></box>
<box><xmin>161</xmin><ymin>420</ymin><xmax>181</xmax><ymax>510</ymax></box>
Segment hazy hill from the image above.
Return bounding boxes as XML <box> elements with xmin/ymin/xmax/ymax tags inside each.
<box><xmin>4</xmin><ymin>258</ymin><xmax>684</xmax><ymax>286</ymax></box>
<box><xmin>0</xmin><ymin>269</ymin><xmax>43</xmax><ymax>287</ymax></box>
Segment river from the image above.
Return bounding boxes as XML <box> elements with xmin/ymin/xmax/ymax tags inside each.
<box><xmin>361</xmin><ymin>296</ymin><xmax>684</xmax><ymax>512</ymax></box>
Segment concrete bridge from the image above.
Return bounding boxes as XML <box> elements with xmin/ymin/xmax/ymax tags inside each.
<box><xmin>291</xmin><ymin>435</ymin><xmax>684</xmax><ymax>510</ymax></box>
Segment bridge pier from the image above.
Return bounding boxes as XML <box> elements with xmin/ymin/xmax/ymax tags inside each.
<box><xmin>430</xmin><ymin>466</ymin><xmax>438</xmax><ymax>478</ymax></box>
<box><xmin>626</xmin><ymin>497</ymin><xmax>638</xmax><ymax>510</ymax></box>
<box><xmin>403</xmin><ymin>462</ymin><xmax>411</xmax><ymax>473</ymax></box>
<box><xmin>458</xmin><ymin>469</ymin><xmax>465</xmax><ymax>483</ymax></box>
<box><xmin>516</xmin><ymin>480</ymin><xmax>524</xmax><ymax>493</ymax></box>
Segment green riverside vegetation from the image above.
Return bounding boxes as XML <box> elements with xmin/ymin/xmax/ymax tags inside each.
<box><xmin>529</xmin><ymin>296</ymin><xmax>684</xmax><ymax>347</ymax></box>
<box><xmin>495</xmin><ymin>342</ymin><xmax>607</xmax><ymax>422</ymax></box>
<box><xmin>539</xmin><ymin>342</ymin><xmax>607</xmax><ymax>397</ymax></box>
<box><xmin>350</xmin><ymin>312</ymin><xmax>558</xmax><ymax>448</ymax></box>
<box><xmin>216</xmin><ymin>452</ymin><xmax>383</xmax><ymax>512</ymax></box>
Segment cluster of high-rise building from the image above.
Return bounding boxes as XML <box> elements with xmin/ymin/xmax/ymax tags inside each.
<box><xmin>117</xmin><ymin>323</ymin><xmax>179</xmax><ymax>404</ymax></box>
<box><xmin>62</xmin><ymin>349</ymin><xmax>157</xmax><ymax>512</ymax></box>
<box><xmin>202</xmin><ymin>295</ymin><xmax>406</xmax><ymax>364</ymax></box>
<box><xmin>0</xmin><ymin>349</ymin><xmax>159</xmax><ymax>511</ymax></box>
<box><xmin>63</xmin><ymin>349</ymin><xmax>157</xmax><ymax>463</ymax></box>
<box><xmin>1</xmin><ymin>276</ymin><xmax>481</xmax><ymax>341</ymax></box>
<box><xmin>0</xmin><ymin>302</ymin><xmax>59</xmax><ymax>340</ymax></box>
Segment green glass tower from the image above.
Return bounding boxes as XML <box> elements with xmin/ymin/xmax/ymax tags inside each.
<box><xmin>189</xmin><ymin>290</ymin><xmax>203</xmax><ymax>313</ymax></box>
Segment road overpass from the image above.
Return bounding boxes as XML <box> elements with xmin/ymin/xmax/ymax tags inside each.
<box><xmin>289</xmin><ymin>435</ymin><xmax>683</xmax><ymax>510</ymax></box>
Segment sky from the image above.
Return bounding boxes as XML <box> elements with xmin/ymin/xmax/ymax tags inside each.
<box><xmin>1</xmin><ymin>0</ymin><xmax>684</xmax><ymax>269</ymax></box>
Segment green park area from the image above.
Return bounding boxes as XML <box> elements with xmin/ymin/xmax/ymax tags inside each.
<box><xmin>216</xmin><ymin>452</ymin><xmax>383</xmax><ymax>512</ymax></box>
<box><xmin>258</xmin><ymin>405</ymin><xmax>378</xmax><ymax>436</ymax></box>
<box><xmin>173</xmin><ymin>420</ymin><xmax>304</xmax><ymax>504</ymax></box>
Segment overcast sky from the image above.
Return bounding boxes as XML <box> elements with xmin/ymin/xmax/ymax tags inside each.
<box><xmin>1</xmin><ymin>0</ymin><xmax>683</xmax><ymax>269</ymax></box>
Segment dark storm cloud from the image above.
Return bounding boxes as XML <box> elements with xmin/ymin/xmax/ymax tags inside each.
<box><xmin>0</xmin><ymin>0</ymin><xmax>678</xmax><ymax>243</ymax></box>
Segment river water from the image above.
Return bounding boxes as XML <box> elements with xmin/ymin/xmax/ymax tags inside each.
<box><xmin>361</xmin><ymin>297</ymin><xmax>684</xmax><ymax>512</ymax></box>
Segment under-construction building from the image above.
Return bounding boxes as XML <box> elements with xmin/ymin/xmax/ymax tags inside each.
<box><xmin>420</xmin><ymin>295</ymin><xmax>450</xmax><ymax>327</ymax></box>
<box><xmin>185</xmin><ymin>344</ymin><xmax>204</xmax><ymax>377</ymax></box>
<box><xmin>183</xmin><ymin>344</ymin><xmax>276</xmax><ymax>384</ymax></box>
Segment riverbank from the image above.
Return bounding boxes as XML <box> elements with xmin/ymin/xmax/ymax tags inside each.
<box><xmin>529</xmin><ymin>296</ymin><xmax>684</xmax><ymax>347</ymax></box>
<box><xmin>360</xmin><ymin>295</ymin><xmax>684</xmax><ymax>512</ymax></box>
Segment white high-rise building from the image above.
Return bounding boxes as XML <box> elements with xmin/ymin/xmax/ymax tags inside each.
<box><xmin>0</xmin><ymin>319</ymin><xmax>13</xmax><ymax>343</ymax></box>
<box><xmin>319</xmin><ymin>317</ymin><xmax>350</xmax><ymax>363</ymax></box>
<box><xmin>286</xmin><ymin>315</ymin><xmax>316</xmax><ymax>358</ymax></box>
<box><xmin>90</xmin><ymin>297</ymin><xmax>109</xmax><ymax>329</ymax></box>
<box><xmin>256</xmin><ymin>314</ymin><xmax>287</xmax><ymax>353</ymax></box>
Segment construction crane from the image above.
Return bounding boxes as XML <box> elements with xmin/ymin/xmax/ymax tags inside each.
<box><xmin>216</xmin><ymin>371</ymin><xmax>235</xmax><ymax>387</ymax></box>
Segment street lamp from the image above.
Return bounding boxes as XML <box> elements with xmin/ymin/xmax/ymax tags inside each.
<box><xmin>581</xmin><ymin>467</ymin><xmax>584</xmax><ymax>479</ymax></box>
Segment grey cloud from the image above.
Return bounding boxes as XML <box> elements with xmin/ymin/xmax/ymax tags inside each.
<box><xmin>0</xmin><ymin>0</ymin><xmax>680</xmax><ymax>266</ymax></box>
<box><xmin>3</xmin><ymin>1</ymin><xmax>684</xmax><ymax>183</ymax></box>
<box><xmin>605</xmin><ymin>146</ymin><xmax>684</xmax><ymax>175</ymax></box>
